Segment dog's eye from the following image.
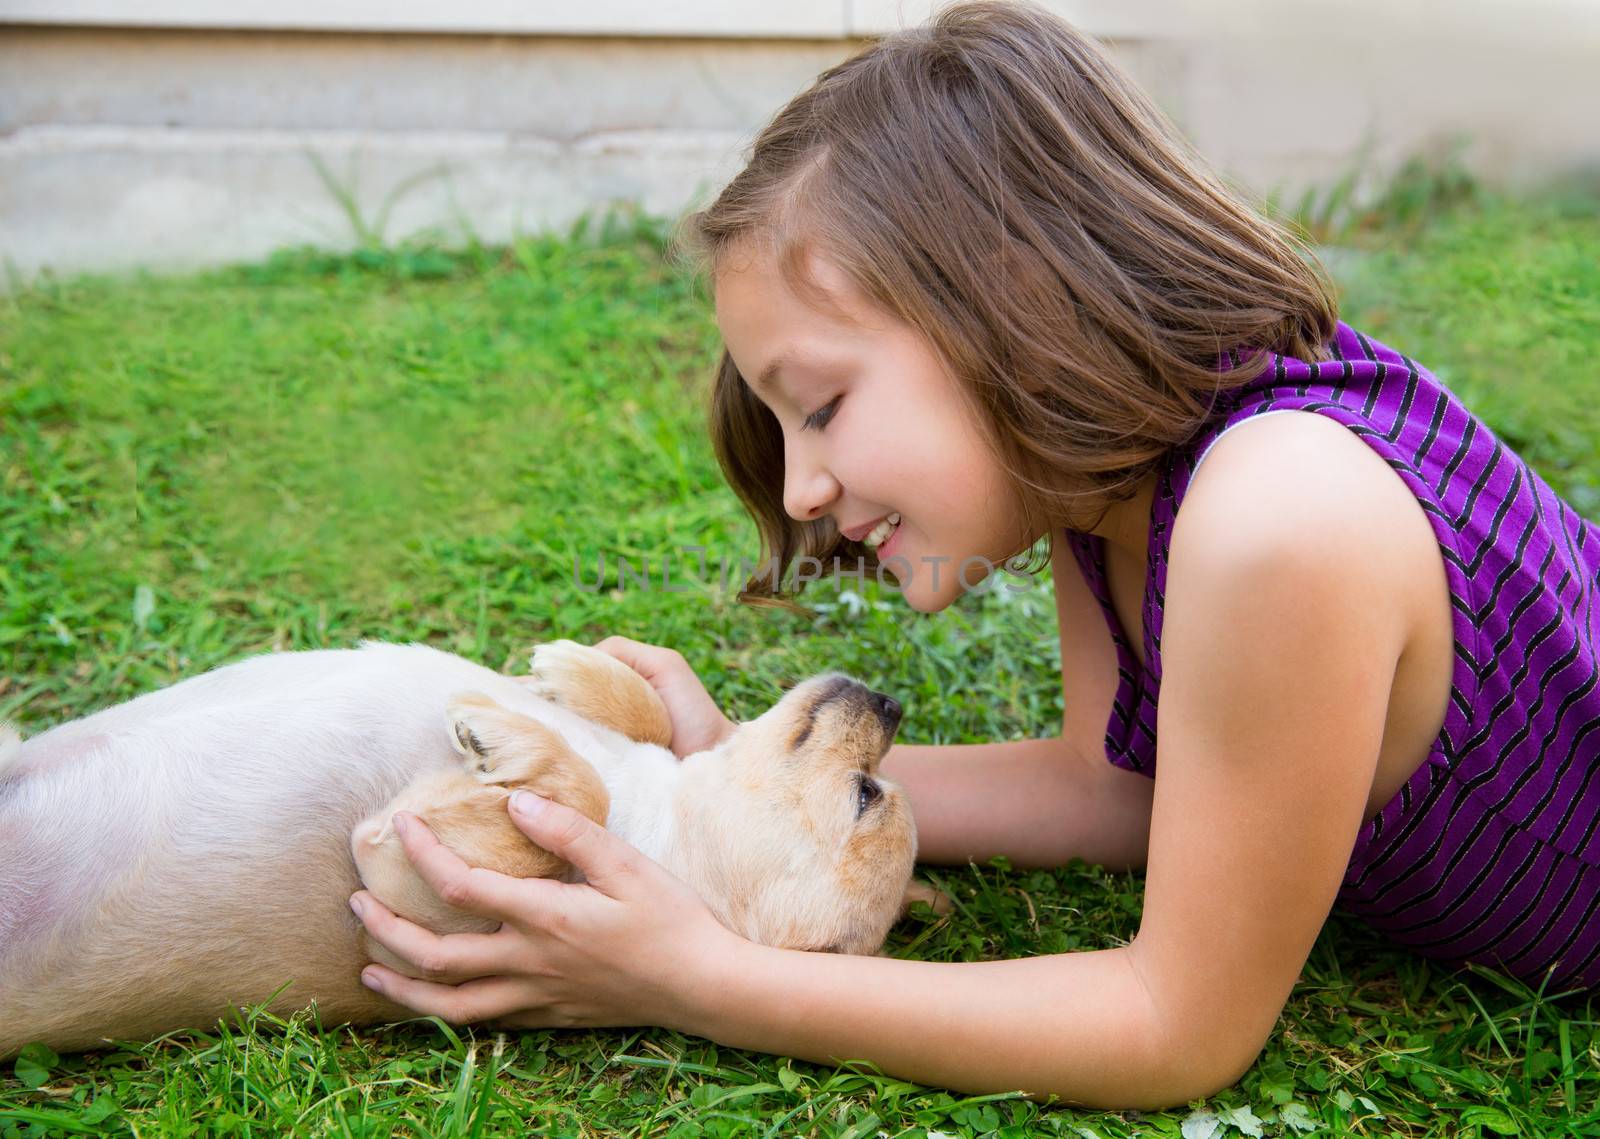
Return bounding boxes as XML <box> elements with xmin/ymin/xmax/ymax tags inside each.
<box><xmin>856</xmin><ymin>776</ymin><xmax>882</xmax><ymax>817</ymax></box>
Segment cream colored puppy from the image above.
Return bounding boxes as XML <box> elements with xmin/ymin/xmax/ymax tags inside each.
<box><xmin>0</xmin><ymin>641</ymin><xmax>917</xmax><ymax>1057</ymax></box>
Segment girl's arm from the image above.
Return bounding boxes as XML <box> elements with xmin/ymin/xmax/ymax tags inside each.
<box><xmin>353</xmin><ymin>417</ymin><xmax>1423</xmax><ymax>1110</ymax></box>
<box><xmin>672</xmin><ymin>419</ymin><xmax>1425</xmax><ymax>1107</ymax></box>
<box><xmin>357</xmin><ymin>503</ymin><xmax>1385</xmax><ymax>1107</ymax></box>
<box><xmin>879</xmin><ymin>530</ymin><xmax>1155</xmax><ymax>871</ymax></box>
<box><xmin>881</xmin><ymin>738</ymin><xmax>1154</xmax><ymax>870</ymax></box>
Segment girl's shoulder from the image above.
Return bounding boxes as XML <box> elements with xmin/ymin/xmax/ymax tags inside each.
<box><xmin>1171</xmin><ymin>408</ymin><xmax>1440</xmax><ymax>623</ymax></box>
<box><xmin>1170</xmin><ymin>321</ymin><xmax>1479</xmax><ymax>605</ymax></box>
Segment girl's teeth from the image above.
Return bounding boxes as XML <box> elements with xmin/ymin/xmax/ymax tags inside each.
<box><xmin>864</xmin><ymin>512</ymin><xmax>901</xmax><ymax>550</ymax></box>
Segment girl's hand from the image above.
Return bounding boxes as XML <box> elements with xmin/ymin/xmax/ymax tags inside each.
<box><xmin>591</xmin><ymin>636</ymin><xmax>737</xmax><ymax>758</ymax></box>
<box><xmin>351</xmin><ymin>791</ymin><xmax>744</xmax><ymax>1030</ymax></box>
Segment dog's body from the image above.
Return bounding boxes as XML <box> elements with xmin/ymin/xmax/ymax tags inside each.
<box><xmin>0</xmin><ymin>641</ymin><xmax>917</xmax><ymax>1056</ymax></box>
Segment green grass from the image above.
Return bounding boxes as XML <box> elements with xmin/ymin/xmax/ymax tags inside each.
<box><xmin>3</xmin><ymin>189</ymin><xmax>1599</xmax><ymax>1137</ymax></box>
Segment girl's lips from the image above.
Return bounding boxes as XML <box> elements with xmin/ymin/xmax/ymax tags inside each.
<box><xmin>845</xmin><ymin>513</ymin><xmax>895</xmax><ymax>544</ymax></box>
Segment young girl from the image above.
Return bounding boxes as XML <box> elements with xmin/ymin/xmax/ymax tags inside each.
<box><xmin>348</xmin><ymin>0</ymin><xmax>1600</xmax><ymax>1109</ymax></box>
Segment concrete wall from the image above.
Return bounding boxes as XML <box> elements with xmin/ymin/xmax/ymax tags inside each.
<box><xmin>0</xmin><ymin>29</ymin><xmax>851</xmax><ymax>275</ymax></box>
<box><xmin>1</xmin><ymin>0</ymin><xmax>1596</xmax><ymax>280</ymax></box>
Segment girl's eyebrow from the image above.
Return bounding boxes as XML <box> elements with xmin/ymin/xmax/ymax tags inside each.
<box><xmin>754</xmin><ymin>349</ymin><xmax>833</xmax><ymax>394</ymax></box>
<box><xmin>753</xmin><ymin>353</ymin><xmax>793</xmax><ymax>395</ymax></box>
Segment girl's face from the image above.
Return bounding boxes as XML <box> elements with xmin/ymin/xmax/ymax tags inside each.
<box><xmin>714</xmin><ymin>244</ymin><xmax>1034</xmax><ymax>613</ymax></box>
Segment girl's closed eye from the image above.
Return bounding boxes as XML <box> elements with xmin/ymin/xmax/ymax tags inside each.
<box><xmin>803</xmin><ymin>395</ymin><xmax>842</xmax><ymax>432</ymax></box>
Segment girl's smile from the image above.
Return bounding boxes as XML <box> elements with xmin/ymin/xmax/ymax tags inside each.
<box><xmin>858</xmin><ymin>512</ymin><xmax>903</xmax><ymax>557</ymax></box>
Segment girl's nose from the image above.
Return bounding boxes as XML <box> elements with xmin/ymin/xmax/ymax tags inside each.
<box><xmin>782</xmin><ymin>447</ymin><xmax>841</xmax><ymax>522</ymax></box>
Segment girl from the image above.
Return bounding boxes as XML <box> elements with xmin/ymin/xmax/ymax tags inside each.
<box><xmin>348</xmin><ymin>0</ymin><xmax>1600</xmax><ymax>1109</ymax></box>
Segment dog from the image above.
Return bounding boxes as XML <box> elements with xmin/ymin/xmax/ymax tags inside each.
<box><xmin>0</xmin><ymin>639</ymin><xmax>921</xmax><ymax>1056</ymax></box>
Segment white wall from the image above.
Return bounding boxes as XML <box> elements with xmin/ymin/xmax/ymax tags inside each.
<box><xmin>0</xmin><ymin>0</ymin><xmax>1181</xmax><ymax>37</ymax></box>
<box><xmin>1</xmin><ymin>0</ymin><xmax>1595</xmax><ymax>280</ymax></box>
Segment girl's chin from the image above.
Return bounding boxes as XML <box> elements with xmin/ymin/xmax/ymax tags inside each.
<box><xmin>902</xmin><ymin>588</ymin><xmax>956</xmax><ymax>614</ymax></box>
<box><xmin>877</xmin><ymin>549</ymin><xmax>971</xmax><ymax>613</ymax></box>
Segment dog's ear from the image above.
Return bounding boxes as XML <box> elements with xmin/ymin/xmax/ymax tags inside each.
<box><xmin>445</xmin><ymin>693</ymin><xmax>610</xmax><ymax>825</ymax></box>
<box><xmin>447</xmin><ymin>692</ymin><xmax>534</xmax><ymax>779</ymax></box>
<box><xmin>899</xmin><ymin>878</ymin><xmax>954</xmax><ymax>919</ymax></box>
<box><xmin>522</xmin><ymin>640</ymin><xmax>673</xmax><ymax>748</ymax></box>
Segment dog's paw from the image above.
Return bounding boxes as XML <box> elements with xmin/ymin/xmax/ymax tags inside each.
<box><xmin>525</xmin><ymin>640</ymin><xmax>673</xmax><ymax>748</ymax></box>
<box><xmin>524</xmin><ymin>639</ymin><xmax>602</xmax><ymax>707</ymax></box>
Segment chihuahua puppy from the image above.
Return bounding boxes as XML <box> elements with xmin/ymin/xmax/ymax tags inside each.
<box><xmin>0</xmin><ymin>640</ymin><xmax>917</xmax><ymax>1056</ymax></box>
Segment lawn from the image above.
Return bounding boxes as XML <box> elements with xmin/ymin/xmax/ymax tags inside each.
<box><xmin>2</xmin><ymin>184</ymin><xmax>1598</xmax><ymax>1137</ymax></box>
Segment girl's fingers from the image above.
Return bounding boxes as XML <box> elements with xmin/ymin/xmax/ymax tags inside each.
<box><xmin>360</xmin><ymin>964</ymin><xmax>531</xmax><ymax>1025</ymax></box>
<box><xmin>508</xmin><ymin>791</ymin><xmax>645</xmax><ymax>897</ymax></box>
<box><xmin>393</xmin><ymin>812</ymin><xmax>536</xmax><ymax>921</ymax></box>
<box><xmin>592</xmin><ymin>636</ymin><xmax>683</xmax><ymax>682</ymax></box>
<box><xmin>350</xmin><ymin>891</ymin><xmax>507</xmax><ymax>984</ymax></box>
<box><xmin>590</xmin><ymin>634</ymin><xmax>646</xmax><ymax>670</ymax></box>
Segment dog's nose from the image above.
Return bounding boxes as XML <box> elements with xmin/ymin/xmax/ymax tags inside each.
<box><xmin>870</xmin><ymin>690</ymin><xmax>902</xmax><ymax>732</ymax></box>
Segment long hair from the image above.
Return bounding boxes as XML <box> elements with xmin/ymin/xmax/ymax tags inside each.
<box><xmin>682</xmin><ymin>0</ymin><xmax>1338</xmax><ymax>602</ymax></box>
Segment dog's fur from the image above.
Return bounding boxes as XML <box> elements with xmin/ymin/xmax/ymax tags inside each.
<box><xmin>0</xmin><ymin>640</ymin><xmax>918</xmax><ymax>1056</ymax></box>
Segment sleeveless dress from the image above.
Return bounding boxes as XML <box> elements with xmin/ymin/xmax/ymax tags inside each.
<box><xmin>1062</xmin><ymin>321</ymin><xmax>1600</xmax><ymax>990</ymax></box>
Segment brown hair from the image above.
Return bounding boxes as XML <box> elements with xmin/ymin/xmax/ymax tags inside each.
<box><xmin>682</xmin><ymin>0</ymin><xmax>1339</xmax><ymax>603</ymax></box>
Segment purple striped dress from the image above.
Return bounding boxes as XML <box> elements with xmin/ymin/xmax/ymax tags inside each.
<box><xmin>1064</xmin><ymin>321</ymin><xmax>1600</xmax><ymax>990</ymax></box>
